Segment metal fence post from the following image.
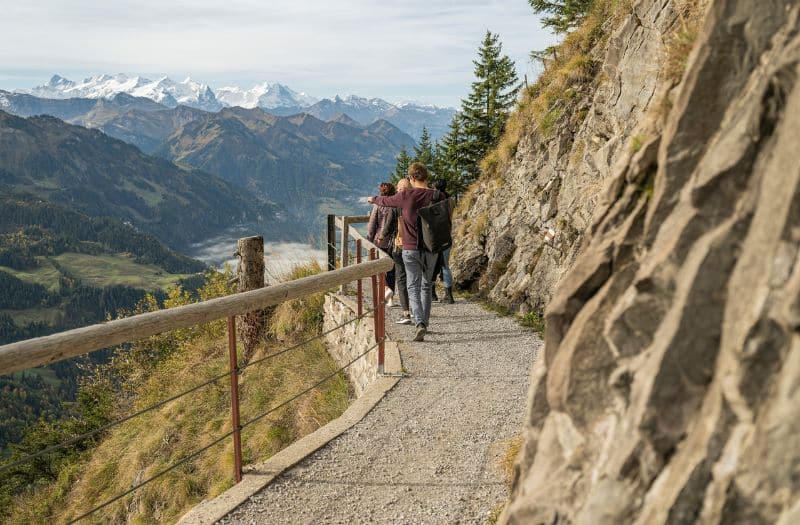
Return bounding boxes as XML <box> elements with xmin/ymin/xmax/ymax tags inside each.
<box><xmin>339</xmin><ymin>217</ymin><xmax>350</xmax><ymax>294</ymax></box>
<box><xmin>227</xmin><ymin>316</ymin><xmax>243</xmax><ymax>483</ymax></box>
<box><xmin>378</xmin><ymin>272</ymin><xmax>385</xmax><ymax>374</ymax></box>
<box><xmin>369</xmin><ymin>249</ymin><xmax>378</xmax><ymax>314</ymax></box>
<box><xmin>356</xmin><ymin>239</ymin><xmax>363</xmax><ymax>317</ymax></box>
<box><xmin>327</xmin><ymin>214</ymin><xmax>336</xmax><ymax>272</ymax></box>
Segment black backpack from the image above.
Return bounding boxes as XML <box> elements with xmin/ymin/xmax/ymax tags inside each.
<box><xmin>418</xmin><ymin>190</ymin><xmax>453</xmax><ymax>253</ymax></box>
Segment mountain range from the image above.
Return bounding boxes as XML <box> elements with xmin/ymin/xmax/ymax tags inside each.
<box><xmin>0</xmin><ymin>111</ymin><xmax>275</xmax><ymax>249</ymax></box>
<box><xmin>9</xmin><ymin>74</ymin><xmax>456</xmax><ymax>139</ymax></box>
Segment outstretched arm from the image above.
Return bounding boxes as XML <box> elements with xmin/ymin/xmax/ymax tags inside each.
<box><xmin>368</xmin><ymin>192</ymin><xmax>406</xmax><ymax>208</ymax></box>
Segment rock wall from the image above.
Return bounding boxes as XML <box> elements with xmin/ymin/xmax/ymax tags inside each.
<box><xmin>451</xmin><ymin>0</ymin><xmax>695</xmax><ymax>313</ymax></box>
<box><xmin>503</xmin><ymin>0</ymin><xmax>800</xmax><ymax>523</ymax></box>
<box><xmin>323</xmin><ymin>293</ymin><xmax>380</xmax><ymax>397</ymax></box>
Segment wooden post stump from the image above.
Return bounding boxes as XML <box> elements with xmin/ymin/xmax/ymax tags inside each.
<box><xmin>236</xmin><ymin>236</ymin><xmax>266</xmax><ymax>362</ymax></box>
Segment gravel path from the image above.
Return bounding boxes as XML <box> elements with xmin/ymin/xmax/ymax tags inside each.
<box><xmin>220</xmin><ymin>297</ymin><xmax>540</xmax><ymax>524</ymax></box>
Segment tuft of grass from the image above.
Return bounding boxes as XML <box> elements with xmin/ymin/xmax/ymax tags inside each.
<box><xmin>630</xmin><ymin>134</ymin><xmax>646</xmax><ymax>153</ymax></box>
<box><xmin>519</xmin><ymin>311</ymin><xmax>545</xmax><ymax>335</ymax></box>
<box><xmin>488</xmin><ymin>504</ymin><xmax>504</xmax><ymax>525</ymax></box>
<box><xmin>499</xmin><ymin>435</ymin><xmax>524</xmax><ymax>487</ymax></box>
<box><xmin>471</xmin><ymin>212</ymin><xmax>490</xmax><ymax>239</ymax></box>
<box><xmin>481</xmin><ymin>300</ymin><xmax>512</xmax><ymax>317</ymax></box>
<box><xmin>665</xmin><ymin>13</ymin><xmax>701</xmax><ymax>86</ymax></box>
<box><xmin>487</xmin><ymin>434</ymin><xmax>524</xmax><ymax>524</ymax></box>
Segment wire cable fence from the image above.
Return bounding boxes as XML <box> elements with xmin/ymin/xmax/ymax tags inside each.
<box><xmin>0</xmin><ymin>308</ymin><xmax>375</xmax><ymax>477</ymax></box>
<box><xmin>67</xmin><ymin>341</ymin><xmax>380</xmax><ymax>524</ymax></box>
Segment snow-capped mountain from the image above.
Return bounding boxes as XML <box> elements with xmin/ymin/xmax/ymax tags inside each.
<box><xmin>216</xmin><ymin>82</ymin><xmax>317</xmax><ymax>109</ymax></box>
<box><xmin>18</xmin><ymin>74</ymin><xmax>457</xmax><ymax>139</ymax></box>
<box><xmin>25</xmin><ymin>74</ymin><xmax>222</xmax><ymax>111</ymax></box>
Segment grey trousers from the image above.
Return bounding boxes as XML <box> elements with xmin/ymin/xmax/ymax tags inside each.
<box><xmin>402</xmin><ymin>249</ymin><xmax>438</xmax><ymax>327</ymax></box>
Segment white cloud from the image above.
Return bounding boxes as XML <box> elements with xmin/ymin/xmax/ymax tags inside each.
<box><xmin>0</xmin><ymin>0</ymin><xmax>557</xmax><ymax>106</ymax></box>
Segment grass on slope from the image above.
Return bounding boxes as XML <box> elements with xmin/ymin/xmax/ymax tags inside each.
<box><xmin>5</xmin><ymin>262</ymin><xmax>352</xmax><ymax>525</ymax></box>
<box><xmin>0</xmin><ymin>259</ymin><xmax>62</xmax><ymax>292</ymax></box>
<box><xmin>0</xmin><ymin>253</ymin><xmax>191</xmax><ymax>292</ymax></box>
<box><xmin>53</xmin><ymin>253</ymin><xmax>190</xmax><ymax>290</ymax></box>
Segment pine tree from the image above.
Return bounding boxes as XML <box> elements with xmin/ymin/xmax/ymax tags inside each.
<box><xmin>459</xmin><ymin>31</ymin><xmax>520</xmax><ymax>185</ymax></box>
<box><xmin>528</xmin><ymin>0</ymin><xmax>593</xmax><ymax>33</ymax></box>
<box><xmin>436</xmin><ymin>115</ymin><xmax>469</xmax><ymax>195</ymax></box>
<box><xmin>413</xmin><ymin>127</ymin><xmax>434</xmax><ymax>167</ymax></box>
<box><xmin>391</xmin><ymin>145</ymin><xmax>412</xmax><ymax>183</ymax></box>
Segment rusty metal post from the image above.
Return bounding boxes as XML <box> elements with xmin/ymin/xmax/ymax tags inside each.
<box><xmin>369</xmin><ymin>249</ymin><xmax>378</xmax><ymax>314</ymax></box>
<box><xmin>327</xmin><ymin>214</ymin><xmax>336</xmax><ymax>272</ymax></box>
<box><xmin>370</xmin><ymin>248</ymin><xmax>382</xmax><ymax>370</ymax></box>
<box><xmin>339</xmin><ymin>217</ymin><xmax>350</xmax><ymax>294</ymax></box>
<box><xmin>227</xmin><ymin>316</ymin><xmax>243</xmax><ymax>483</ymax></box>
<box><xmin>356</xmin><ymin>239</ymin><xmax>363</xmax><ymax>317</ymax></box>
<box><xmin>377</xmin><ymin>272</ymin><xmax>386</xmax><ymax>374</ymax></box>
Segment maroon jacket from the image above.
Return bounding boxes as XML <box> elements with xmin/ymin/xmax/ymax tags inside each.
<box><xmin>372</xmin><ymin>188</ymin><xmax>438</xmax><ymax>250</ymax></box>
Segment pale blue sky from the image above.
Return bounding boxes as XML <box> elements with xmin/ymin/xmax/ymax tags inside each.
<box><xmin>0</xmin><ymin>0</ymin><xmax>557</xmax><ymax>107</ymax></box>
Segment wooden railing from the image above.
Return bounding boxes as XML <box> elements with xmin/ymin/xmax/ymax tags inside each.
<box><xmin>0</xmin><ymin>255</ymin><xmax>391</xmax><ymax>375</ymax></box>
<box><xmin>0</xmin><ymin>217</ymin><xmax>392</xmax><ymax>523</ymax></box>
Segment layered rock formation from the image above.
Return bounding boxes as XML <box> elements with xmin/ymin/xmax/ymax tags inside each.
<box><xmin>502</xmin><ymin>0</ymin><xmax>800</xmax><ymax>523</ymax></box>
<box><xmin>451</xmin><ymin>0</ymin><xmax>701</xmax><ymax>312</ymax></box>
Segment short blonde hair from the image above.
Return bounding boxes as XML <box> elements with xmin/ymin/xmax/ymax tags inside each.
<box><xmin>396</xmin><ymin>178</ymin><xmax>411</xmax><ymax>191</ymax></box>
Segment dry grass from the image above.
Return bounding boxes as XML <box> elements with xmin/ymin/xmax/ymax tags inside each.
<box><xmin>480</xmin><ymin>0</ymin><xmax>634</xmax><ymax>181</ymax></box>
<box><xmin>7</xmin><ymin>262</ymin><xmax>351</xmax><ymax>525</ymax></box>
<box><xmin>486</xmin><ymin>435</ymin><xmax>524</xmax><ymax>525</ymax></box>
<box><xmin>664</xmin><ymin>0</ymin><xmax>705</xmax><ymax>85</ymax></box>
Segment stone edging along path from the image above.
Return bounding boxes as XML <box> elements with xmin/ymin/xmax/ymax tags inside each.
<box><xmin>181</xmin><ymin>297</ymin><xmax>540</xmax><ymax>524</ymax></box>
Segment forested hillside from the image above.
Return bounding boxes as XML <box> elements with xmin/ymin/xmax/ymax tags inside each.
<box><xmin>0</xmin><ymin>111</ymin><xmax>277</xmax><ymax>249</ymax></box>
<box><xmin>0</xmin><ymin>193</ymin><xmax>210</xmax><ymax>457</ymax></box>
<box><xmin>157</xmin><ymin>108</ymin><xmax>415</xmax><ymax>224</ymax></box>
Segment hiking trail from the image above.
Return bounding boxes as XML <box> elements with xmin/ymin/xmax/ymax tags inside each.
<box><xmin>219</xmin><ymin>297</ymin><xmax>540</xmax><ymax>524</ymax></box>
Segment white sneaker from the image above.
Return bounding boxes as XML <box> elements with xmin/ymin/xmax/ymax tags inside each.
<box><xmin>387</xmin><ymin>298</ymin><xmax>394</xmax><ymax>307</ymax></box>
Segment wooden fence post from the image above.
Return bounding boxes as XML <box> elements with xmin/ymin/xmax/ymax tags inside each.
<box><xmin>236</xmin><ymin>235</ymin><xmax>265</xmax><ymax>362</ymax></box>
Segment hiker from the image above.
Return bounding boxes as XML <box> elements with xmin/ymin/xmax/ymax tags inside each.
<box><xmin>431</xmin><ymin>179</ymin><xmax>455</xmax><ymax>305</ymax></box>
<box><xmin>390</xmin><ymin>178</ymin><xmax>412</xmax><ymax>323</ymax></box>
<box><xmin>368</xmin><ymin>163</ymin><xmax>444</xmax><ymax>341</ymax></box>
<box><xmin>367</xmin><ymin>182</ymin><xmax>398</xmax><ymax>306</ymax></box>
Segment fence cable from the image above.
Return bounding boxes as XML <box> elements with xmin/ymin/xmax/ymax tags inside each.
<box><xmin>68</xmin><ymin>341</ymin><xmax>380</xmax><ymax>523</ymax></box>
<box><xmin>0</xmin><ymin>308</ymin><xmax>375</xmax><ymax>475</ymax></box>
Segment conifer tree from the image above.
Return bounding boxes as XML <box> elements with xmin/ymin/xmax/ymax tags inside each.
<box><xmin>436</xmin><ymin>115</ymin><xmax>469</xmax><ymax>195</ymax></box>
<box><xmin>413</xmin><ymin>127</ymin><xmax>434</xmax><ymax>167</ymax></box>
<box><xmin>460</xmin><ymin>31</ymin><xmax>519</xmax><ymax>185</ymax></box>
<box><xmin>391</xmin><ymin>145</ymin><xmax>412</xmax><ymax>183</ymax></box>
<box><xmin>528</xmin><ymin>0</ymin><xmax>594</xmax><ymax>33</ymax></box>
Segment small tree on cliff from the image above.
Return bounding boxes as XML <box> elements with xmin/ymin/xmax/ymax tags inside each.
<box><xmin>528</xmin><ymin>0</ymin><xmax>594</xmax><ymax>32</ymax></box>
<box><xmin>413</xmin><ymin>127</ymin><xmax>434</xmax><ymax>167</ymax></box>
<box><xmin>435</xmin><ymin>115</ymin><xmax>470</xmax><ymax>195</ymax></box>
<box><xmin>460</xmin><ymin>31</ymin><xmax>520</xmax><ymax>185</ymax></box>
<box><xmin>391</xmin><ymin>145</ymin><xmax>412</xmax><ymax>183</ymax></box>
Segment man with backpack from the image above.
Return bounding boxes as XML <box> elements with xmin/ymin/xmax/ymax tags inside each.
<box><xmin>367</xmin><ymin>163</ymin><xmax>450</xmax><ymax>342</ymax></box>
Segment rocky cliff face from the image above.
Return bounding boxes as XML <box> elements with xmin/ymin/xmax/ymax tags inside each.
<box><xmin>451</xmin><ymin>0</ymin><xmax>702</xmax><ymax>313</ymax></box>
<box><xmin>500</xmin><ymin>0</ymin><xmax>800</xmax><ymax>523</ymax></box>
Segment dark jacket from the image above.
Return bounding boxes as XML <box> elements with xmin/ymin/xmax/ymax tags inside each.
<box><xmin>367</xmin><ymin>204</ymin><xmax>398</xmax><ymax>251</ymax></box>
